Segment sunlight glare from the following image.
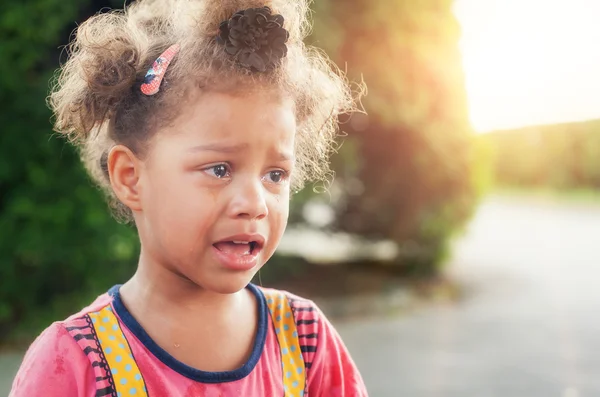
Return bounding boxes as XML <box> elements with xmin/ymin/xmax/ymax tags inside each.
<box><xmin>453</xmin><ymin>0</ymin><xmax>600</xmax><ymax>133</ymax></box>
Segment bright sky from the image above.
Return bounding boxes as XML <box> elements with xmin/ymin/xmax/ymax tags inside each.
<box><xmin>453</xmin><ymin>0</ymin><xmax>600</xmax><ymax>133</ymax></box>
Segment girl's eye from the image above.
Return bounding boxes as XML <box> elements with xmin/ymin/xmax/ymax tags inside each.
<box><xmin>264</xmin><ymin>170</ymin><xmax>288</xmax><ymax>184</ymax></box>
<box><xmin>204</xmin><ymin>164</ymin><xmax>230</xmax><ymax>179</ymax></box>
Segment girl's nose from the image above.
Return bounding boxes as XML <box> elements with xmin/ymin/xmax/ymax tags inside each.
<box><xmin>227</xmin><ymin>179</ymin><xmax>269</xmax><ymax>220</ymax></box>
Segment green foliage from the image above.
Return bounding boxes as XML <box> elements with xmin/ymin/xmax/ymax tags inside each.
<box><xmin>0</xmin><ymin>0</ymin><xmax>139</xmax><ymax>342</ymax></box>
<box><xmin>304</xmin><ymin>0</ymin><xmax>481</xmax><ymax>272</ymax></box>
<box><xmin>482</xmin><ymin>119</ymin><xmax>600</xmax><ymax>191</ymax></box>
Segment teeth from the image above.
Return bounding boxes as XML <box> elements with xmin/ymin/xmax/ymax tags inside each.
<box><xmin>232</xmin><ymin>241</ymin><xmax>249</xmax><ymax>244</ymax></box>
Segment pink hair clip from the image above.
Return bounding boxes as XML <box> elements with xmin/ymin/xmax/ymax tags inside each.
<box><xmin>140</xmin><ymin>44</ymin><xmax>180</xmax><ymax>96</ymax></box>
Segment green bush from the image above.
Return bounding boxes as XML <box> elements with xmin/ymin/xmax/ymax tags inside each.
<box><xmin>0</xmin><ymin>0</ymin><xmax>138</xmax><ymax>343</ymax></box>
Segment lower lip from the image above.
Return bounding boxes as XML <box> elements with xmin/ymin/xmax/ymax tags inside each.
<box><xmin>212</xmin><ymin>245</ymin><xmax>261</xmax><ymax>271</ymax></box>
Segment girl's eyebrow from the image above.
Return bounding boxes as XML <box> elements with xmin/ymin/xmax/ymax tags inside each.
<box><xmin>187</xmin><ymin>143</ymin><xmax>294</xmax><ymax>161</ymax></box>
<box><xmin>187</xmin><ymin>143</ymin><xmax>249</xmax><ymax>153</ymax></box>
<box><xmin>276</xmin><ymin>152</ymin><xmax>295</xmax><ymax>162</ymax></box>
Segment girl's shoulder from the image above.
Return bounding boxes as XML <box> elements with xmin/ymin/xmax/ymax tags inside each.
<box><xmin>256</xmin><ymin>285</ymin><xmax>369</xmax><ymax>396</ymax></box>
<box><xmin>26</xmin><ymin>289</ymin><xmax>114</xmax><ymax>355</ymax></box>
<box><xmin>255</xmin><ymin>286</ymin><xmax>324</xmax><ymax>350</ymax></box>
<box><xmin>9</xmin><ymin>291</ymin><xmax>115</xmax><ymax>397</ymax></box>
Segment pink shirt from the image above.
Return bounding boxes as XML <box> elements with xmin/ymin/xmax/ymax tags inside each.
<box><xmin>9</xmin><ymin>284</ymin><xmax>368</xmax><ymax>396</ymax></box>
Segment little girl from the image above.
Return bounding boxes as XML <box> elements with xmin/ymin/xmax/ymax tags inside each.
<box><xmin>9</xmin><ymin>0</ymin><xmax>367</xmax><ymax>396</ymax></box>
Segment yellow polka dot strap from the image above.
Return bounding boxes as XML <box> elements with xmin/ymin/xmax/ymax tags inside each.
<box><xmin>89</xmin><ymin>305</ymin><xmax>148</xmax><ymax>397</ymax></box>
<box><xmin>264</xmin><ymin>290</ymin><xmax>307</xmax><ymax>397</ymax></box>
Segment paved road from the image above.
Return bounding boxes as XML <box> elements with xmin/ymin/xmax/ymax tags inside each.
<box><xmin>2</xmin><ymin>196</ymin><xmax>600</xmax><ymax>396</ymax></box>
<box><xmin>0</xmin><ymin>353</ymin><xmax>21</xmax><ymax>396</ymax></box>
<box><xmin>336</xmin><ymin>196</ymin><xmax>600</xmax><ymax>397</ymax></box>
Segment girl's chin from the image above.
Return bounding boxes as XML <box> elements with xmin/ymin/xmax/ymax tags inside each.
<box><xmin>177</xmin><ymin>267</ymin><xmax>262</xmax><ymax>295</ymax></box>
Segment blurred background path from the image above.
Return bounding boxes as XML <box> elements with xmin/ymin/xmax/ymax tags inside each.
<box><xmin>336</xmin><ymin>195</ymin><xmax>600</xmax><ymax>397</ymax></box>
<box><xmin>3</xmin><ymin>195</ymin><xmax>600</xmax><ymax>396</ymax></box>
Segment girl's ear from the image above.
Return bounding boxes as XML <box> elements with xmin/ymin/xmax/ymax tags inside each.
<box><xmin>107</xmin><ymin>145</ymin><xmax>143</xmax><ymax>212</ymax></box>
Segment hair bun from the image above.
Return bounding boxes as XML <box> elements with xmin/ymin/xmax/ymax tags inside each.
<box><xmin>216</xmin><ymin>6</ymin><xmax>289</xmax><ymax>72</ymax></box>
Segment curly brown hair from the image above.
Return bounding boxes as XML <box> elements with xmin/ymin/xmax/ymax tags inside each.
<box><xmin>48</xmin><ymin>0</ymin><xmax>359</xmax><ymax>221</ymax></box>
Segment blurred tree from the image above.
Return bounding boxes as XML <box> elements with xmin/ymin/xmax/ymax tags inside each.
<box><xmin>306</xmin><ymin>0</ymin><xmax>480</xmax><ymax>273</ymax></box>
<box><xmin>0</xmin><ymin>0</ymin><xmax>138</xmax><ymax>343</ymax></box>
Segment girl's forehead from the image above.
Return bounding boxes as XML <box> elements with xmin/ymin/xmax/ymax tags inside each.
<box><xmin>156</xmin><ymin>90</ymin><xmax>297</xmax><ymax>149</ymax></box>
<box><xmin>177</xmin><ymin>91</ymin><xmax>295</xmax><ymax>131</ymax></box>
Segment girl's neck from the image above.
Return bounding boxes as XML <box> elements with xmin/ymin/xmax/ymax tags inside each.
<box><xmin>116</xmin><ymin>252</ymin><xmax>260</xmax><ymax>372</ymax></box>
<box><xmin>119</xmin><ymin>252</ymin><xmax>248</xmax><ymax>318</ymax></box>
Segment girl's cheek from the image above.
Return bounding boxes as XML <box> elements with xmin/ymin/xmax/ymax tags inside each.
<box><xmin>270</xmin><ymin>194</ymin><xmax>289</xmax><ymax>215</ymax></box>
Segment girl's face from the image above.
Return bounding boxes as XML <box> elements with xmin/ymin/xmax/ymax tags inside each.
<box><xmin>135</xmin><ymin>90</ymin><xmax>296</xmax><ymax>294</ymax></box>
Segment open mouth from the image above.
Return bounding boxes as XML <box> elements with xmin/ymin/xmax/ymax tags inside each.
<box><xmin>213</xmin><ymin>240</ymin><xmax>261</xmax><ymax>255</ymax></box>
